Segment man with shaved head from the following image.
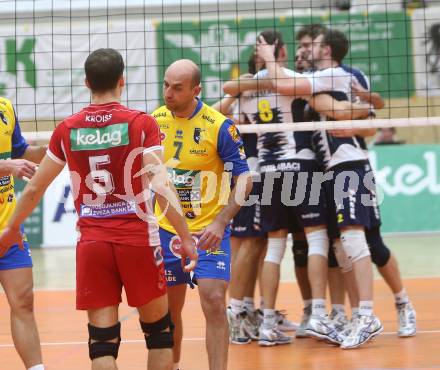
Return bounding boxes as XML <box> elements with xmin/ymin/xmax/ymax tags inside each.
<box><xmin>153</xmin><ymin>59</ymin><xmax>252</xmax><ymax>370</ymax></box>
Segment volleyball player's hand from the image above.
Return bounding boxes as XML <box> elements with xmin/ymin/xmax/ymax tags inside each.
<box><xmin>0</xmin><ymin>226</ymin><xmax>24</xmax><ymax>258</ymax></box>
<box><xmin>196</xmin><ymin>220</ymin><xmax>225</xmax><ymax>252</ymax></box>
<box><xmin>6</xmin><ymin>159</ymin><xmax>38</xmax><ymax>181</ymax></box>
<box><xmin>180</xmin><ymin>237</ymin><xmax>198</xmax><ymax>272</ymax></box>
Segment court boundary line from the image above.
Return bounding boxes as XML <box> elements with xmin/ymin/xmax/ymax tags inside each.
<box><xmin>0</xmin><ymin>330</ymin><xmax>439</xmax><ymax>348</ymax></box>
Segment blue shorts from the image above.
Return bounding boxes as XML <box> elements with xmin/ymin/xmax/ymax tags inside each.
<box><xmin>325</xmin><ymin>161</ymin><xmax>380</xmax><ymax>238</ymax></box>
<box><xmin>159</xmin><ymin>227</ymin><xmax>231</xmax><ymax>287</ymax></box>
<box><xmin>231</xmin><ymin>181</ymin><xmax>266</xmax><ymax>238</ymax></box>
<box><xmin>260</xmin><ymin>161</ymin><xmax>327</xmax><ymax>233</ymax></box>
<box><xmin>0</xmin><ymin>241</ymin><xmax>32</xmax><ymax>270</ymax></box>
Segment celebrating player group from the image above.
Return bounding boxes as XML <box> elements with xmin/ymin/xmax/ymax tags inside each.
<box><xmin>0</xmin><ymin>22</ymin><xmax>416</xmax><ymax>370</ymax></box>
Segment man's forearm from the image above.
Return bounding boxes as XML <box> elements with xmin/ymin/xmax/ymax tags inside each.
<box><xmin>21</xmin><ymin>145</ymin><xmax>47</xmax><ymax>163</ymax></box>
<box><xmin>8</xmin><ymin>182</ymin><xmax>45</xmax><ymax>229</ymax></box>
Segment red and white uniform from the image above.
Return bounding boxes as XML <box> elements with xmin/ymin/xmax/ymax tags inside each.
<box><xmin>48</xmin><ymin>102</ymin><xmax>166</xmax><ymax>309</ymax></box>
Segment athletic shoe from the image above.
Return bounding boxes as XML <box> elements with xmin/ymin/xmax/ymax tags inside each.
<box><xmin>258</xmin><ymin>325</ymin><xmax>293</xmax><ymax>346</ymax></box>
<box><xmin>329</xmin><ymin>309</ymin><xmax>349</xmax><ymax>334</ymax></box>
<box><xmin>396</xmin><ymin>302</ymin><xmax>417</xmax><ymax>337</ymax></box>
<box><xmin>226</xmin><ymin>307</ymin><xmax>251</xmax><ymax>344</ymax></box>
<box><xmin>276</xmin><ymin>310</ymin><xmax>300</xmax><ymax>331</ymax></box>
<box><xmin>340</xmin><ymin>314</ymin><xmax>383</xmax><ymax>349</ymax></box>
<box><xmin>242</xmin><ymin>309</ymin><xmax>259</xmax><ymax>340</ymax></box>
<box><xmin>296</xmin><ymin>305</ymin><xmax>311</xmax><ymax>338</ymax></box>
<box><xmin>338</xmin><ymin>313</ymin><xmax>358</xmax><ymax>342</ymax></box>
<box><xmin>256</xmin><ymin>309</ymin><xmax>264</xmax><ymax>327</ymax></box>
<box><xmin>305</xmin><ymin>314</ymin><xmax>342</xmax><ymax>344</ymax></box>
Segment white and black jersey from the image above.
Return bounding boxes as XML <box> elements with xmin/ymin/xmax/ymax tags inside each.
<box><xmin>307</xmin><ymin>66</ymin><xmax>369</xmax><ymax>170</ymax></box>
<box><xmin>240</xmin><ymin>68</ymin><xmax>315</xmax><ymax>172</ymax></box>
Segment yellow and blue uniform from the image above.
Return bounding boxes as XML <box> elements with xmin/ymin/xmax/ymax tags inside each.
<box><xmin>153</xmin><ymin>99</ymin><xmax>249</xmax><ymax>285</ymax></box>
<box><xmin>0</xmin><ymin>97</ymin><xmax>31</xmax><ymax>270</ymax></box>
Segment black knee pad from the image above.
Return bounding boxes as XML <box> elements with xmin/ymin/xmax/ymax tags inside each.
<box><xmin>88</xmin><ymin>322</ymin><xmax>121</xmax><ymax>360</ymax></box>
<box><xmin>327</xmin><ymin>240</ymin><xmax>339</xmax><ymax>268</ymax></box>
<box><xmin>366</xmin><ymin>226</ymin><xmax>391</xmax><ymax>267</ymax></box>
<box><xmin>292</xmin><ymin>239</ymin><xmax>308</xmax><ymax>268</ymax></box>
<box><xmin>140</xmin><ymin>312</ymin><xmax>175</xmax><ymax>349</ymax></box>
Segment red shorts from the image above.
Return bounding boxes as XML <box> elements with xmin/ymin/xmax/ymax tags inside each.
<box><xmin>76</xmin><ymin>240</ymin><xmax>167</xmax><ymax>310</ymax></box>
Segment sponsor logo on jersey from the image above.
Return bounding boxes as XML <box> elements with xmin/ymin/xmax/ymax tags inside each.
<box><xmin>202</xmin><ymin>114</ymin><xmax>215</xmax><ymax>124</ymax></box>
<box><xmin>7</xmin><ymin>193</ymin><xmax>14</xmax><ymax>203</ymax></box>
<box><xmin>189</xmin><ymin>148</ymin><xmax>208</xmax><ymax>156</ymax></box>
<box><xmin>80</xmin><ymin>200</ymin><xmax>136</xmax><ymax>218</ymax></box>
<box><xmin>154</xmin><ymin>111</ymin><xmax>167</xmax><ymax>119</ymax></box>
<box><xmin>227</xmin><ymin>124</ymin><xmax>240</xmax><ymax>142</ymax></box>
<box><xmin>168</xmin><ymin>168</ymin><xmax>200</xmax><ymax>188</ymax></box>
<box><xmin>0</xmin><ymin>175</ymin><xmax>11</xmax><ymax>187</ymax></box>
<box><xmin>185</xmin><ymin>211</ymin><xmax>196</xmax><ymax>219</ymax></box>
<box><xmin>216</xmin><ymin>261</ymin><xmax>226</xmax><ymax>270</ymax></box>
<box><xmin>85</xmin><ymin>114</ymin><xmax>112</xmax><ymax>123</ymax></box>
<box><xmin>160</xmin><ymin>131</ymin><xmax>166</xmax><ymax>141</ymax></box>
<box><xmin>175</xmin><ymin>129</ymin><xmax>184</xmax><ymax>139</ymax></box>
<box><xmin>70</xmin><ymin>123</ymin><xmax>128</xmax><ymax>151</ymax></box>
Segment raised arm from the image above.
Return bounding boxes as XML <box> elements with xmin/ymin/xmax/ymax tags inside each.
<box><xmin>351</xmin><ymin>80</ymin><xmax>385</xmax><ymax>109</ymax></box>
<box><xmin>223</xmin><ymin>76</ymin><xmax>273</xmax><ymax>96</ymax></box>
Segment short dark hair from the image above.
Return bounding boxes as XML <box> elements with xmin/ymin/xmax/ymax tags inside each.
<box><xmin>259</xmin><ymin>29</ymin><xmax>284</xmax><ymax>59</ymax></box>
<box><xmin>85</xmin><ymin>48</ymin><xmax>124</xmax><ymax>92</ymax></box>
<box><xmin>296</xmin><ymin>24</ymin><xmax>327</xmax><ymax>41</ymax></box>
<box><xmin>321</xmin><ymin>29</ymin><xmax>349</xmax><ymax>63</ymax></box>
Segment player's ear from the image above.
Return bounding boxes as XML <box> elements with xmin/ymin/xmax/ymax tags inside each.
<box><xmin>193</xmin><ymin>84</ymin><xmax>201</xmax><ymax>97</ymax></box>
<box><xmin>119</xmin><ymin>75</ymin><xmax>125</xmax><ymax>88</ymax></box>
<box><xmin>85</xmin><ymin>78</ymin><xmax>90</xmax><ymax>89</ymax></box>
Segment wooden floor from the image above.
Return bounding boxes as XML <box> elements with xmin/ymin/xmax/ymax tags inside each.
<box><xmin>1</xmin><ymin>277</ymin><xmax>440</xmax><ymax>370</ymax></box>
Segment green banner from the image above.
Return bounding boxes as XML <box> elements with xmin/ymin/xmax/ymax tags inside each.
<box><xmin>14</xmin><ymin>179</ymin><xmax>43</xmax><ymax>247</ymax></box>
<box><xmin>370</xmin><ymin>145</ymin><xmax>440</xmax><ymax>233</ymax></box>
<box><xmin>156</xmin><ymin>11</ymin><xmax>414</xmax><ymax>104</ymax></box>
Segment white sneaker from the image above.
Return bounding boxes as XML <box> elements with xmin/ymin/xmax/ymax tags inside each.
<box><xmin>338</xmin><ymin>313</ymin><xmax>358</xmax><ymax>342</ymax></box>
<box><xmin>305</xmin><ymin>314</ymin><xmax>342</xmax><ymax>344</ymax></box>
<box><xmin>276</xmin><ymin>310</ymin><xmax>299</xmax><ymax>331</ymax></box>
<box><xmin>296</xmin><ymin>305</ymin><xmax>311</xmax><ymax>338</ymax></box>
<box><xmin>258</xmin><ymin>325</ymin><xmax>293</xmax><ymax>346</ymax></box>
<box><xmin>396</xmin><ymin>302</ymin><xmax>417</xmax><ymax>337</ymax></box>
<box><xmin>242</xmin><ymin>309</ymin><xmax>259</xmax><ymax>340</ymax></box>
<box><xmin>341</xmin><ymin>314</ymin><xmax>383</xmax><ymax>349</ymax></box>
<box><xmin>226</xmin><ymin>307</ymin><xmax>251</xmax><ymax>344</ymax></box>
<box><xmin>329</xmin><ymin>309</ymin><xmax>349</xmax><ymax>334</ymax></box>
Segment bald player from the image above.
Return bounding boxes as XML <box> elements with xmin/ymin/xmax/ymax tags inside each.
<box><xmin>153</xmin><ymin>60</ymin><xmax>252</xmax><ymax>370</ymax></box>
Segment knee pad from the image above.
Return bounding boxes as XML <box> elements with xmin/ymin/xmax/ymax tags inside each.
<box><xmin>140</xmin><ymin>312</ymin><xmax>175</xmax><ymax>349</ymax></box>
<box><xmin>366</xmin><ymin>226</ymin><xmax>391</xmax><ymax>267</ymax></box>
<box><xmin>264</xmin><ymin>238</ymin><xmax>287</xmax><ymax>265</ymax></box>
<box><xmin>292</xmin><ymin>239</ymin><xmax>308</xmax><ymax>268</ymax></box>
<box><xmin>340</xmin><ymin>229</ymin><xmax>370</xmax><ymax>264</ymax></box>
<box><xmin>332</xmin><ymin>239</ymin><xmax>353</xmax><ymax>273</ymax></box>
<box><xmin>306</xmin><ymin>229</ymin><xmax>329</xmax><ymax>258</ymax></box>
<box><xmin>88</xmin><ymin>322</ymin><xmax>121</xmax><ymax>360</ymax></box>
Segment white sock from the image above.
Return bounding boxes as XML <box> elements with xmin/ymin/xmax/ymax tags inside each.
<box><xmin>28</xmin><ymin>365</ymin><xmax>45</xmax><ymax>370</ymax></box>
<box><xmin>243</xmin><ymin>296</ymin><xmax>255</xmax><ymax>312</ymax></box>
<box><xmin>263</xmin><ymin>308</ymin><xmax>277</xmax><ymax>328</ymax></box>
<box><xmin>173</xmin><ymin>363</ymin><xmax>180</xmax><ymax>370</ymax></box>
<box><xmin>359</xmin><ymin>301</ymin><xmax>373</xmax><ymax>317</ymax></box>
<box><xmin>230</xmin><ymin>298</ymin><xmax>243</xmax><ymax>315</ymax></box>
<box><xmin>394</xmin><ymin>289</ymin><xmax>410</xmax><ymax>305</ymax></box>
<box><xmin>332</xmin><ymin>304</ymin><xmax>345</xmax><ymax>314</ymax></box>
<box><xmin>311</xmin><ymin>299</ymin><xmax>327</xmax><ymax>317</ymax></box>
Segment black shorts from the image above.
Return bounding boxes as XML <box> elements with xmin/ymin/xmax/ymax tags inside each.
<box><xmin>260</xmin><ymin>161</ymin><xmax>327</xmax><ymax>233</ymax></box>
<box><xmin>231</xmin><ymin>180</ymin><xmax>266</xmax><ymax>238</ymax></box>
<box><xmin>325</xmin><ymin>161</ymin><xmax>381</xmax><ymax>238</ymax></box>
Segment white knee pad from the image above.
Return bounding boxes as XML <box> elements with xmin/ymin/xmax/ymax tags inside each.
<box><xmin>333</xmin><ymin>239</ymin><xmax>353</xmax><ymax>273</ymax></box>
<box><xmin>306</xmin><ymin>229</ymin><xmax>329</xmax><ymax>258</ymax></box>
<box><xmin>340</xmin><ymin>229</ymin><xmax>370</xmax><ymax>263</ymax></box>
<box><xmin>264</xmin><ymin>238</ymin><xmax>287</xmax><ymax>265</ymax></box>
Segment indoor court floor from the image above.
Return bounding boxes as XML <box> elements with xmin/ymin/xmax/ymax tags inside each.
<box><xmin>1</xmin><ymin>234</ymin><xmax>439</xmax><ymax>369</ymax></box>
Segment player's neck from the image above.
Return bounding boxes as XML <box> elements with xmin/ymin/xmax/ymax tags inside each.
<box><xmin>91</xmin><ymin>91</ymin><xmax>121</xmax><ymax>105</ymax></box>
<box><xmin>173</xmin><ymin>98</ymin><xmax>199</xmax><ymax>118</ymax></box>
<box><xmin>316</xmin><ymin>59</ymin><xmax>339</xmax><ymax>70</ymax></box>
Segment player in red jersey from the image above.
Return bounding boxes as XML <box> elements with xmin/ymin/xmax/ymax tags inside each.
<box><xmin>0</xmin><ymin>48</ymin><xmax>197</xmax><ymax>370</ymax></box>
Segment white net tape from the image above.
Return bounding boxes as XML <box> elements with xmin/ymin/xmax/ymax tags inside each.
<box><xmin>22</xmin><ymin>116</ymin><xmax>440</xmax><ymax>142</ymax></box>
